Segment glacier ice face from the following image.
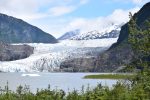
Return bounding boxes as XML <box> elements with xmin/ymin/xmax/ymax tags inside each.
<box><xmin>0</xmin><ymin>38</ymin><xmax>118</xmax><ymax>72</ymax></box>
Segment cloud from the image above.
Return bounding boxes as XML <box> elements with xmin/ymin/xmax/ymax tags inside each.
<box><xmin>33</xmin><ymin>6</ymin><xmax>139</xmax><ymax>38</ymax></box>
<box><xmin>61</xmin><ymin>7</ymin><xmax>140</xmax><ymax>35</ymax></box>
<box><xmin>106</xmin><ymin>7</ymin><xmax>140</xmax><ymax>24</ymax></box>
<box><xmin>0</xmin><ymin>0</ymin><xmax>87</xmax><ymax>20</ymax></box>
<box><xmin>49</xmin><ymin>6</ymin><xmax>76</xmax><ymax>16</ymax></box>
<box><xmin>79</xmin><ymin>0</ymin><xmax>89</xmax><ymax>5</ymax></box>
<box><xmin>48</xmin><ymin>0</ymin><xmax>89</xmax><ymax>16</ymax></box>
<box><xmin>113</xmin><ymin>0</ymin><xmax>150</xmax><ymax>5</ymax></box>
<box><xmin>132</xmin><ymin>0</ymin><xmax>150</xmax><ymax>5</ymax></box>
<box><xmin>132</xmin><ymin>0</ymin><xmax>143</xmax><ymax>4</ymax></box>
<box><xmin>0</xmin><ymin>0</ymin><xmax>51</xmax><ymax>21</ymax></box>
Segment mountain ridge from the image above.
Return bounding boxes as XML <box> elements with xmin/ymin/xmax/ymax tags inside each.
<box><xmin>71</xmin><ymin>24</ymin><xmax>121</xmax><ymax>40</ymax></box>
<box><xmin>0</xmin><ymin>13</ymin><xmax>57</xmax><ymax>43</ymax></box>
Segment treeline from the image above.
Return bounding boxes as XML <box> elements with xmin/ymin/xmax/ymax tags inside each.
<box><xmin>0</xmin><ymin>76</ymin><xmax>150</xmax><ymax>100</ymax></box>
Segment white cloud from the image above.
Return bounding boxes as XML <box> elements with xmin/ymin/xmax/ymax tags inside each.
<box><xmin>113</xmin><ymin>0</ymin><xmax>150</xmax><ymax>5</ymax></box>
<box><xmin>48</xmin><ymin>0</ymin><xmax>89</xmax><ymax>16</ymax></box>
<box><xmin>0</xmin><ymin>0</ymin><xmax>86</xmax><ymax>21</ymax></box>
<box><xmin>106</xmin><ymin>7</ymin><xmax>140</xmax><ymax>23</ymax></box>
<box><xmin>59</xmin><ymin>7</ymin><xmax>140</xmax><ymax>36</ymax></box>
<box><xmin>27</xmin><ymin>6</ymin><xmax>140</xmax><ymax>38</ymax></box>
<box><xmin>132</xmin><ymin>0</ymin><xmax>143</xmax><ymax>4</ymax></box>
<box><xmin>49</xmin><ymin>6</ymin><xmax>76</xmax><ymax>16</ymax></box>
<box><xmin>0</xmin><ymin>0</ymin><xmax>52</xmax><ymax>21</ymax></box>
<box><xmin>132</xmin><ymin>0</ymin><xmax>150</xmax><ymax>5</ymax></box>
<box><xmin>31</xmin><ymin>7</ymin><xmax>140</xmax><ymax>38</ymax></box>
<box><xmin>79</xmin><ymin>0</ymin><xmax>89</xmax><ymax>5</ymax></box>
<box><xmin>0</xmin><ymin>0</ymin><xmax>90</xmax><ymax>38</ymax></box>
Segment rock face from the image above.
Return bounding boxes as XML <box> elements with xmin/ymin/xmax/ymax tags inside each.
<box><xmin>0</xmin><ymin>42</ymin><xmax>34</xmax><ymax>61</ymax></box>
<box><xmin>94</xmin><ymin>43</ymin><xmax>134</xmax><ymax>72</ymax></box>
<box><xmin>0</xmin><ymin>13</ymin><xmax>57</xmax><ymax>43</ymax></box>
<box><xmin>60</xmin><ymin>57</ymin><xmax>97</xmax><ymax>72</ymax></box>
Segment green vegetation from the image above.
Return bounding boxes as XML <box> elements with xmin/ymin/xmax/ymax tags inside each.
<box><xmin>125</xmin><ymin>12</ymin><xmax>150</xmax><ymax>72</ymax></box>
<box><xmin>84</xmin><ymin>74</ymin><xmax>135</xmax><ymax>79</ymax></box>
<box><xmin>0</xmin><ymin>78</ymin><xmax>150</xmax><ymax>100</ymax></box>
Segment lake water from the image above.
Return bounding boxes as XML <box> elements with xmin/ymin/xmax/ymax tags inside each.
<box><xmin>0</xmin><ymin>73</ymin><xmax>117</xmax><ymax>93</ymax></box>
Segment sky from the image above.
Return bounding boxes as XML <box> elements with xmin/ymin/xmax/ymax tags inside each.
<box><xmin>0</xmin><ymin>0</ymin><xmax>149</xmax><ymax>38</ymax></box>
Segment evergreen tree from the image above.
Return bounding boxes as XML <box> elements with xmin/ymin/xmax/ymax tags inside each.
<box><xmin>128</xmin><ymin>12</ymin><xmax>150</xmax><ymax>71</ymax></box>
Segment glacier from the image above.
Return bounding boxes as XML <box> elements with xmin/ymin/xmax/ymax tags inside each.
<box><xmin>0</xmin><ymin>38</ymin><xmax>118</xmax><ymax>72</ymax></box>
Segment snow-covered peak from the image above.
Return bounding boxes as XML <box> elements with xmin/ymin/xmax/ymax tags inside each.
<box><xmin>85</xmin><ymin>30</ymin><xmax>100</xmax><ymax>36</ymax></box>
<box><xmin>70</xmin><ymin>24</ymin><xmax>122</xmax><ymax>40</ymax></box>
<box><xmin>58</xmin><ymin>29</ymin><xmax>80</xmax><ymax>40</ymax></box>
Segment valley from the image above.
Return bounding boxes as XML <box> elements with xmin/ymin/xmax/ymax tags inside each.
<box><xmin>0</xmin><ymin>1</ymin><xmax>149</xmax><ymax>99</ymax></box>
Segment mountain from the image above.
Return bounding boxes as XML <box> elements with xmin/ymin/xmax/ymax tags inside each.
<box><xmin>92</xmin><ymin>2</ymin><xmax>150</xmax><ymax>72</ymax></box>
<box><xmin>60</xmin><ymin>2</ymin><xmax>150</xmax><ymax>72</ymax></box>
<box><xmin>0</xmin><ymin>42</ymin><xmax>34</xmax><ymax>61</ymax></box>
<box><xmin>0</xmin><ymin>13</ymin><xmax>57</xmax><ymax>43</ymax></box>
<box><xmin>58</xmin><ymin>29</ymin><xmax>80</xmax><ymax>40</ymax></box>
<box><xmin>70</xmin><ymin>24</ymin><xmax>121</xmax><ymax>40</ymax></box>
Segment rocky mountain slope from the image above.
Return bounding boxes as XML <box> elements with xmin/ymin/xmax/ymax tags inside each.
<box><xmin>60</xmin><ymin>2</ymin><xmax>150</xmax><ymax>72</ymax></box>
<box><xmin>0</xmin><ymin>42</ymin><xmax>33</xmax><ymax>61</ymax></box>
<box><xmin>0</xmin><ymin>13</ymin><xmax>57</xmax><ymax>43</ymax></box>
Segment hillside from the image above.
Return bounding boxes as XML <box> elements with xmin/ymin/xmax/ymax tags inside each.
<box><xmin>0</xmin><ymin>13</ymin><xmax>57</xmax><ymax>43</ymax></box>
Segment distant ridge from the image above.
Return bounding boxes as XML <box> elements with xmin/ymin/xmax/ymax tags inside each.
<box><xmin>58</xmin><ymin>24</ymin><xmax>121</xmax><ymax>40</ymax></box>
<box><xmin>58</xmin><ymin>29</ymin><xmax>80</xmax><ymax>40</ymax></box>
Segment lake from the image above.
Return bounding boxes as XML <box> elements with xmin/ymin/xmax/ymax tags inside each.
<box><xmin>0</xmin><ymin>73</ymin><xmax>117</xmax><ymax>93</ymax></box>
